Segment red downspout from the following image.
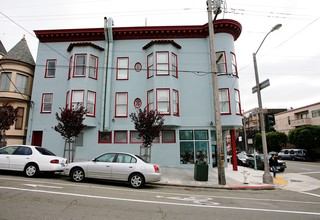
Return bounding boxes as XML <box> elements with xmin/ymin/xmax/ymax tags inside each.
<box><xmin>230</xmin><ymin>129</ymin><xmax>238</xmax><ymax>171</ymax></box>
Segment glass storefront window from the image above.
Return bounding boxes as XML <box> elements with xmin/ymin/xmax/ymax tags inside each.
<box><xmin>180</xmin><ymin>141</ymin><xmax>194</xmax><ymax>164</ymax></box>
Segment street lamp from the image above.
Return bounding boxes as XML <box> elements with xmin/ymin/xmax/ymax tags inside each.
<box><xmin>253</xmin><ymin>24</ymin><xmax>282</xmax><ymax>184</ymax></box>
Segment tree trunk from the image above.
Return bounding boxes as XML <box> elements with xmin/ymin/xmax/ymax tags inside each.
<box><xmin>0</xmin><ymin>130</ymin><xmax>7</xmax><ymax>147</ymax></box>
<box><xmin>140</xmin><ymin>144</ymin><xmax>151</xmax><ymax>162</ymax></box>
<box><xmin>64</xmin><ymin>139</ymin><xmax>76</xmax><ymax>162</ymax></box>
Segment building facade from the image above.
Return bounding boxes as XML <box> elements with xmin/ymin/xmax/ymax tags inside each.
<box><xmin>27</xmin><ymin>18</ymin><xmax>243</xmax><ymax>167</ymax></box>
<box><xmin>275</xmin><ymin>102</ymin><xmax>320</xmax><ymax>134</ymax></box>
<box><xmin>0</xmin><ymin>37</ymin><xmax>35</xmax><ymax>146</ymax></box>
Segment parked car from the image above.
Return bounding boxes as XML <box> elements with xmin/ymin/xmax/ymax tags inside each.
<box><xmin>0</xmin><ymin>145</ymin><xmax>67</xmax><ymax>177</ymax></box>
<box><xmin>64</xmin><ymin>152</ymin><xmax>161</xmax><ymax>188</ymax></box>
<box><xmin>230</xmin><ymin>151</ymin><xmax>249</xmax><ymax>166</ymax></box>
<box><xmin>246</xmin><ymin>153</ymin><xmax>286</xmax><ymax>172</ymax></box>
<box><xmin>278</xmin><ymin>149</ymin><xmax>307</xmax><ymax>160</ymax></box>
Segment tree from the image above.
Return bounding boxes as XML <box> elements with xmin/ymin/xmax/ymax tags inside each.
<box><xmin>288</xmin><ymin>125</ymin><xmax>320</xmax><ymax>159</ymax></box>
<box><xmin>129</xmin><ymin>107</ymin><xmax>164</xmax><ymax>162</ymax></box>
<box><xmin>53</xmin><ymin>106</ymin><xmax>86</xmax><ymax>161</ymax></box>
<box><xmin>0</xmin><ymin>102</ymin><xmax>18</xmax><ymax>147</ymax></box>
<box><xmin>266</xmin><ymin>131</ymin><xmax>287</xmax><ymax>152</ymax></box>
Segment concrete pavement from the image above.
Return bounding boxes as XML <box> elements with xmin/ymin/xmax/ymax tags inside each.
<box><xmin>154</xmin><ymin>164</ymin><xmax>320</xmax><ymax>191</ymax></box>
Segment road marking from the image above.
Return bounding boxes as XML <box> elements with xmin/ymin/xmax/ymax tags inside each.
<box><xmin>156</xmin><ymin>195</ymin><xmax>220</xmax><ymax>205</ymax></box>
<box><xmin>273</xmin><ymin>176</ymin><xmax>288</xmax><ymax>185</ymax></box>
<box><xmin>0</xmin><ymin>186</ymin><xmax>319</xmax><ymax>216</ymax></box>
<box><xmin>23</xmin><ymin>184</ymin><xmax>63</xmax><ymax>189</ymax></box>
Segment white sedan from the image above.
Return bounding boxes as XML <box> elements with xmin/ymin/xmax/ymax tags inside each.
<box><xmin>64</xmin><ymin>152</ymin><xmax>161</xmax><ymax>188</ymax></box>
<box><xmin>0</xmin><ymin>145</ymin><xmax>67</xmax><ymax>177</ymax></box>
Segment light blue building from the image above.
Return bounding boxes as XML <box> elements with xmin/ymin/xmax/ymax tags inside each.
<box><xmin>27</xmin><ymin>18</ymin><xmax>242</xmax><ymax>167</ymax></box>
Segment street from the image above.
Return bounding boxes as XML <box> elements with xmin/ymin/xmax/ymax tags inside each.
<box><xmin>1</xmin><ymin>161</ymin><xmax>320</xmax><ymax>220</ymax></box>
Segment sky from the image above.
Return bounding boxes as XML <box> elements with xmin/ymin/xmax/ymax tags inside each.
<box><xmin>1</xmin><ymin>0</ymin><xmax>319</xmax><ymax>112</ymax></box>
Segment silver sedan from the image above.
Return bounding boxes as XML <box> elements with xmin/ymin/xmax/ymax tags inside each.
<box><xmin>64</xmin><ymin>152</ymin><xmax>161</xmax><ymax>188</ymax></box>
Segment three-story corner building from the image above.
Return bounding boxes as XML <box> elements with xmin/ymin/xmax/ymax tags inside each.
<box><xmin>27</xmin><ymin>18</ymin><xmax>243</xmax><ymax>167</ymax></box>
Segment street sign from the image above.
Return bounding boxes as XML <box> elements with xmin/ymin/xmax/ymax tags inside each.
<box><xmin>252</xmin><ymin>79</ymin><xmax>270</xmax><ymax>93</ymax></box>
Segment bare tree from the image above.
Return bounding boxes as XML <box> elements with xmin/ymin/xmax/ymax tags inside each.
<box><xmin>53</xmin><ymin>106</ymin><xmax>86</xmax><ymax>162</ymax></box>
<box><xmin>129</xmin><ymin>107</ymin><xmax>164</xmax><ymax>162</ymax></box>
<box><xmin>0</xmin><ymin>102</ymin><xmax>18</xmax><ymax>147</ymax></box>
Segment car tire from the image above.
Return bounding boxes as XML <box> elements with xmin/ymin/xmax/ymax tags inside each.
<box><xmin>71</xmin><ymin>168</ymin><xmax>85</xmax><ymax>182</ymax></box>
<box><xmin>129</xmin><ymin>173</ymin><xmax>145</xmax><ymax>188</ymax></box>
<box><xmin>279</xmin><ymin>168</ymin><xmax>285</xmax><ymax>172</ymax></box>
<box><xmin>24</xmin><ymin>163</ymin><xmax>39</xmax><ymax>177</ymax></box>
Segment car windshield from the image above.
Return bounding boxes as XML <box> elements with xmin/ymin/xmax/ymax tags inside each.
<box><xmin>36</xmin><ymin>147</ymin><xmax>56</xmax><ymax>156</ymax></box>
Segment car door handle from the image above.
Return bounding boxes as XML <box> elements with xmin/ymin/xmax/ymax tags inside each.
<box><xmin>129</xmin><ymin>166</ymin><xmax>133</xmax><ymax>168</ymax></box>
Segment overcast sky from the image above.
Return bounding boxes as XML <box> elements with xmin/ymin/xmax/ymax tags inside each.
<box><xmin>1</xmin><ymin>0</ymin><xmax>319</xmax><ymax>111</ymax></box>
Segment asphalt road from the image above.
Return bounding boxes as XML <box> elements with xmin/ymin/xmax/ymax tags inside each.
<box><xmin>0</xmin><ymin>171</ymin><xmax>319</xmax><ymax>220</ymax></box>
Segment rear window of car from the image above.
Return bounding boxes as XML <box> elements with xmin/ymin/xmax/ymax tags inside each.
<box><xmin>135</xmin><ymin>155</ymin><xmax>149</xmax><ymax>163</ymax></box>
<box><xmin>36</xmin><ymin>147</ymin><xmax>56</xmax><ymax>156</ymax></box>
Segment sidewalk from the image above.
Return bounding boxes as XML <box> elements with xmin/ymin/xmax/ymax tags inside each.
<box><xmin>154</xmin><ymin>165</ymin><xmax>275</xmax><ymax>190</ymax></box>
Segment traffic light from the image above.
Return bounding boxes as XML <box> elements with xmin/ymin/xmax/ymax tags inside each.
<box><xmin>266</xmin><ymin>114</ymin><xmax>275</xmax><ymax>132</ymax></box>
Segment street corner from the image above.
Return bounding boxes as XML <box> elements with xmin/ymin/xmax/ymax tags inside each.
<box><xmin>273</xmin><ymin>175</ymin><xmax>288</xmax><ymax>188</ymax></box>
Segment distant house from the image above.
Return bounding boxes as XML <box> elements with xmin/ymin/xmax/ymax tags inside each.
<box><xmin>27</xmin><ymin>18</ymin><xmax>243</xmax><ymax>167</ymax></box>
<box><xmin>275</xmin><ymin>102</ymin><xmax>320</xmax><ymax>134</ymax></box>
<box><xmin>0</xmin><ymin>37</ymin><xmax>35</xmax><ymax>145</ymax></box>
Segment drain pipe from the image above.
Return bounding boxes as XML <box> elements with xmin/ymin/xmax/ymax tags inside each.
<box><xmin>101</xmin><ymin>17</ymin><xmax>114</xmax><ymax>131</ymax></box>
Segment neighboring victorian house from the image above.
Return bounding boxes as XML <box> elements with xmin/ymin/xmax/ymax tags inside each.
<box><xmin>27</xmin><ymin>18</ymin><xmax>242</xmax><ymax>168</ymax></box>
<box><xmin>0</xmin><ymin>36</ymin><xmax>35</xmax><ymax>145</ymax></box>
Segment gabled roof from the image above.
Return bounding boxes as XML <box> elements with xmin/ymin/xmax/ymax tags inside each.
<box><xmin>2</xmin><ymin>36</ymin><xmax>35</xmax><ymax>66</ymax></box>
<box><xmin>0</xmin><ymin>40</ymin><xmax>7</xmax><ymax>56</ymax></box>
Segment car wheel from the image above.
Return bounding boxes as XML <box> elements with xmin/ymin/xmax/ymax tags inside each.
<box><xmin>24</xmin><ymin>163</ymin><xmax>39</xmax><ymax>177</ymax></box>
<box><xmin>71</xmin><ymin>168</ymin><xmax>85</xmax><ymax>182</ymax></box>
<box><xmin>129</xmin><ymin>173</ymin><xmax>145</xmax><ymax>188</ymax></box>
<box><xmin>279</xmin><ymin>168</ymin><xmax>285</xmax><ymax>172</ymax></box>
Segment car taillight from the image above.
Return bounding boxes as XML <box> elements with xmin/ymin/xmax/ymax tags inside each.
<box><xmin>153</xmin><ymin>165</ymin><xmax>160</xmax><ymax>173</ymax></box>
<box><xmin>50</xmin><ymin>159</ymin><xmax>59</xmax><ymax>164</ymax></box>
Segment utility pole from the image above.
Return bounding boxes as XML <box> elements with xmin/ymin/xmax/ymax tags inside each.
<box><xmin>207</xmin><ymin>0</ymin><xmax>226</xmax><ymax>185</ymax></box>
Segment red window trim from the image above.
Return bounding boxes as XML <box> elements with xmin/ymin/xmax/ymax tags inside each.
<box><xmin>173</xmin><ymin>89</ymin><xmax>179</xmax><ymax>116</ymax></box>
<box><xmin>156</xmin><ymin>88</ymin><xmax>170</xmax><ymax>115</ymax></box>
<box><xmin>114</xmin><ymin>130</ymin><xmax>128</xmax><ymax>144</ymax></box>
<box><xmin>98</xmin><ymin>131</ymin><xmax>112</xmax><ymax>143</ymax></box>
<box><xmin>234</xmin><ymin>89</ymin><xmax>242</xmax><ymax>115</ymax></box>
<box><xmin>216</xmin><ymin>51</ymin><xmax>227</xmax><ymax>75</ymax></box>
<box><xmin>147</xmin><ymin>53</ymin><xmax>154</xmax><ymax>78</ymax></box>
<box><xmin>171</xmin><ymin>52</ymin><xmax>178</xmax><ymax>78</ymax></box>
<box><xmin>147</xmin><ymin>89</ymin><xmax>154</xmax><ymax>112</ymax></box>
<box><xmin>45</xmin><ymin>59</ymin><xmax>56</xmax><ymax>78</ymax></box>
<box><xmin>162</xmin><ymin>130</ymin><xmax>176</xmax><ymax>143</ymax></box>
<box><xmin>41</xmin><ymin>93</ymin><xmax>53</xmax><ymax>113</ymax></box>
<box><xmin>219</xmin><ymin>88</ymin><xmax>231</xmax><ymax>115</ymax></box>
<box><xmin>130</xmin><ymin>131</ymin><xmax>143</xmax><ymax>144</ymax></box>
<box><xmin>73</xmin><ymin>54</ymin><xmax>87</xmax><ymax>78</ymax></box>
<box><xmin>71</xmin><ymin>90</ymin><xmax>85</xmax><ymax>109</ymax></box>
<box><xmin>86</xmin><ymin>90</ymin><xmax>96</xmax><ymax>117</ymax></box>
<box><xmin>89</xmin><ymin>54</ymin><xmax>98</xmax><ymax>80</ymax></box>
<box><xmin>115</xmin><ymin>92</ymin><xmax>128</xmax><ymax>118</ymax></box>
<box><xmin>156</xmin><ymin>51</ymin><xmax>169</xmax><ymax>76</ymax></box>
<box><xmin>116</xmin><ymin>57</ymin><xmax>129</xmax><ymax>80</ymax></box>
<box><xmin>231</xmin><ymin>52</ymin><xmax>238</xmax><ymax>77</ymax></box>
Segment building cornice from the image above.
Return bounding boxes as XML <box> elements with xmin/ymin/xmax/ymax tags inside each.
<box><xmin>34</xmin><ymin>19</ymin><xmax>242</xmax><ymax>43</ymax></box>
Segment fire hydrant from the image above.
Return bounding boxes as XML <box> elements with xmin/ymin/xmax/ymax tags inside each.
<box><xmin>242</xmin><ymin>168</ymin><xmax>250</xmax><ymax>184</ymax></box>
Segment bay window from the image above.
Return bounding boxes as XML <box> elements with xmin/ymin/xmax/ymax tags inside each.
<box><xmin>89</xmin><ymin>55</ymin><xmax>98</xmax><ymax>79</ymax></box>
<box><xmin>74</xmin><ymin>54</ymin><xmax>86</xmax><ymax>77</ymax></box>
<box><xmin>71</xmin><ymin>90</ymin><xmax>84</xmax><ymax>110</ymax></box>
<box><xmin>171</xmin><ymin>53</ymin><xmax>178</xmax><ymax>78</ymax></box>
<box><xmin>216</xmin><ymin>51</ymin><xmax>226</xmax><ymax>75</ymax></box>
<box><xmin>147</xmin><ymin>53</ymin><xmax>154</xmax><ymax>78</ymax></box>
<box><xmin>86</xmin><ymin>91</ymin><xmax>96</xmax><ymax>116</ymax></box>
<box><xmin>15</xmin><ymin>73</ymin><xmax>28</xmax><ymax>94</ymax></box>
<box><xmin>147</xmin><ymin>90</ymin><xmax>154</xmax><ymax>112</ymax></box>
<box><xmin>231</xmin><ymin>52</ymin><xmax>238</xmax><ymax>76</ymax></box>
<box><xmin>173</xmin><ymin>89</ymin><xmax>179</xmax><ymax>116</ymax></box>
<box><xmin>234</xmin><ymin>89</ymin><xmax>241</xmax><ymax>115</ymax></box>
